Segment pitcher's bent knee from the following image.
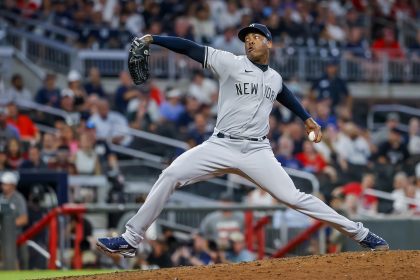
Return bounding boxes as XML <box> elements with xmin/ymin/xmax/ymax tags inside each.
<box><xmin>160</xmin><ymin>165</ymin><xmax>184</xmax><ymax>185</ymax></box>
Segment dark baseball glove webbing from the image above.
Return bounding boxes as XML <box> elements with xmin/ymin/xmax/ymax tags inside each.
<box><xmin>128</xmin><ymin>38</ymin><xmax>150</xmax><ymax>85</ymax></box>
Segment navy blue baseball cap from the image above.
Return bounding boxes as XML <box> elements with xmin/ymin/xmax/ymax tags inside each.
<box><xmin>238</xmin><ymin>23</ymin><xmax>272</xmax><ymax>42</ymax></box>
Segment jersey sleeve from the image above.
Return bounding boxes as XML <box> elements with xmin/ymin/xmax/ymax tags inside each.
<box><xmin>204</xmin><ymin>46</ymin><xmax>238</xmax><ymax>78</ymax></box>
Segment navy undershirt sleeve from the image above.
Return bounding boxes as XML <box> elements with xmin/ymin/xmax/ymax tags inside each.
<box><xmin>152</xmin><ymin>35</ymin><xmax>205</xmax><ymax>65</ymax></box>
<box><xmin>276</xmin><ymin>83</ymin><xmax>311</xmax><ymax>121</ymax></box>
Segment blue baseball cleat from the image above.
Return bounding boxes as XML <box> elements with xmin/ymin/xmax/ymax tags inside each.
<box><xmin>96</xmin><ymin>236</ymin><xmax>137</xmax><ymax>258</ymax></box>
<box><xmin>359</xmin><ymin>231</ymin><xmax>389</xmax><ymax>251</ymax></box>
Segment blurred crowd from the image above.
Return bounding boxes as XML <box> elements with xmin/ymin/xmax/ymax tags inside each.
<box><xmin>1</xmin><ymin>0</ymin><xmax>420</xmax><ymax>59</ymax></box>
<box><xmin>0</xmin><ymin>0</ymin><xmax>420</xmax><ymax>271</ymax></box>
<box><xmin>1</xmin><ymin>60</ymin><xmax>419</xmax><ymax>215</ymax></box>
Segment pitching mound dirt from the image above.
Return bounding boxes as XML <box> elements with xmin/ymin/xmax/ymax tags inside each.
<box><xmin>58</xmin><ymin>250</ymin><xmax>420</xmax><ymax>280</ymax></box>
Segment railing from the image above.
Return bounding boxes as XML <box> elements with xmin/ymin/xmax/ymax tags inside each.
<box><xmin>0</xmin><ymin>10</ymin><xmax>78</xmax><ymax>43</ymax></box>
<box><xmin>367</xmin><ymin>104</ymin><xmax>420</xmax><ymax>132</ymax></box>
<box><xmin>12</xmin><ymin>203</ymin><xmax>324</xmax><ymax>270</ymax></box>
<box><xmin>0</xmin><ymin>46</ymin><xmax>14</xmax><ymax>79</ymax></box>
<box><xmin>5</xmin><ymin>28</ymin><xmax>420</xmax><ymax>83</ymax></box>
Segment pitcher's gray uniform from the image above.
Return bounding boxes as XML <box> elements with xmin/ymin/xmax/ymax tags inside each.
<box><xmin>122</xmin><ymin>46</ymin><xmax>369</xmax><ymax>246</ymax></box>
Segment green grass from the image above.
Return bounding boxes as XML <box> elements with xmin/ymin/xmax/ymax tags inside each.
<box><xmin>0</xmin><ymin>270</ymin><xmax>118</xmax><ymax>280</ymax></box>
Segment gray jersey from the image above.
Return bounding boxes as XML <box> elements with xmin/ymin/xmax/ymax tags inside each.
<box><xmin>204</xmin><ymin>46</ymin><xmax>282</xmax><ymax>138</ymax></box>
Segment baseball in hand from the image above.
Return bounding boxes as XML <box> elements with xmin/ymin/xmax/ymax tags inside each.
<box><xmin>308</xmin><ymin>131</ymin><xmax>316</xmax><ymax>142</ymax></box>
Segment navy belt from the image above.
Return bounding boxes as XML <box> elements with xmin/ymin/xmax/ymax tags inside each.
<box><xmin>216</xmin><ymin>132</ymin><xmax>266</xmax><ymax>142</ymax></box>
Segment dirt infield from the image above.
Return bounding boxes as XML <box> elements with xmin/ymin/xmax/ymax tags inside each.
<box><xmin>58</xmin><ymin>250</ymin><xmax>420</xmax><ymax>280</ymax></box>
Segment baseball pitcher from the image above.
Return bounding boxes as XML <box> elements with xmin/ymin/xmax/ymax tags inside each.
<box><xmin>97</xmin><ymin>24</ymin><xmax>389</xmax><ymax>257</ymax></box>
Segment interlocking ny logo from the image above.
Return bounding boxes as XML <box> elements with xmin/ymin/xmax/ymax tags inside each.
<box><xmin>250</xmin><ymin>24</ymin><xmax>255</xmax><ymax>27</ymax></box>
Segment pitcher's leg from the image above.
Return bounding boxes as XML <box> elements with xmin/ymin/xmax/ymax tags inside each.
<box><xmin>123</xmin><ymin>141</ymin><xmax>234</xmax><ymax>247</ymax></box>
<box><xmin>240</xmin><ymin>149</ymin><xmax>368</xmax><ymax>241</ymax></box>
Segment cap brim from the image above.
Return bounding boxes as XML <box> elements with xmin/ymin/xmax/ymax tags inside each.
<box><xmin>238</xmin><ymin>26</ymin><xmax>268</xmax><ymax>42</ymax></box>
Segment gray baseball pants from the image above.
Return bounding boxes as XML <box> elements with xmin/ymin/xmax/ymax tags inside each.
<box><xmin>123</xmin><ymin>135</ymin><xmax>368</xmax><ymax>247</ymax></box>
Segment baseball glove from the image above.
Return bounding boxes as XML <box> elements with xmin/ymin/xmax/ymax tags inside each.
<box><xmin>128</xmin><ymin>37</ymin><xmax>150</xmax><ymax>85</ymax></box>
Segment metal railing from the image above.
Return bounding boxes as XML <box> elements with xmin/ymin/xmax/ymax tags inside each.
<box><xmin>0</xmin><ymin>46</ymin><xmax>14</xmax><ymax>79</ymax></box>
<box><xmin>367</xmin><ymin>104</ymin><xmax>420</xmax><ymax>132</ymax></box>
<box><xmin>5</xmin><ymin>28</ymin><xmax>420</xmax><ymax>83</ymax></box>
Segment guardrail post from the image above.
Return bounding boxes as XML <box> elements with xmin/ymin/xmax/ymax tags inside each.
<box><xmin>48</xmin><ymin>213</ymin><xmax>58</xmax><ymax>270</ymax></box>
<box><xmin>297</xmin><ymin>48</ymin><xmax>305</xmax><ymax>81</ymax></box>
<box><xmin>72</xmin><ymin>213</ymin><xmax>84</xmax><ymax>269</ymax></box>
<box><xmin>0</xmin><ymin>203</ymin><xmax>17</xmax><ymax>270</ymax></box>
<box><xmin>382</xmin><ymin>53</ymin><xmax>389</xmax><ymax>87</ymax></box>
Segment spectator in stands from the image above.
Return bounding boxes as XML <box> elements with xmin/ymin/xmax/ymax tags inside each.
<box><xmin>296</xmin><ymin>140</ymin><xmax>327</xmax><ymax>174</ymax></box>
<box><xmin>114</xmin><ymin>71</ymin><xmax>135</xmax><ymax>114</ymax></box>
<box><xmin>58</xmin><ymin>89</ymin><xmax>81</xmax><ymax>125</ymax></box>
<box><xmin>57</xmin><ymin>124</ymin><xmax>78</xmax><ymax>156</ymax></box>
<box><xmin>375</xmin><ymin>128</ymin><xmax>409</xmax><ymax>165</ymax></box>
<box><xmin>0</xmin><ymin>171</ymin><xmax>28</xmax><ymax>269</ymax></box>
<box><xmin>35</xmin><ymin>73</ymin><xmax>61</xmax><ymax>108</ymax></box>
<box><xmin>200</xmin><ymin>192</ymin><xmax>244</xmax><ymax>249</ymax></box>
<box><xmin>334</xmin><ymin>122</ymin><xmax>370</xmax><ymax>179</ymax></box>
<box><xmin>48</xmin><ymin>145</ymin><xmax>77</xmax><ymax>174</ymax></box>
<box><xmin>0</xmin><ymin>144</ymin><xmax>11</xmax><ymax>171</ymax></box>
<box><xmin>123</xmin><ymin>0</ymin><xmax>145</xmax><ymax>36</ymax></box>
<box><xmin>6</xmin><ymin>102</ymin><xmax>39</xmax><ymax>142</ymax></box>
<box><xmin>6</xmin><ymin>138</ymin><xmax>23</xmax><ymax>170</ymax></box>
<box><xmin>84</xmin><ymin>67</ymin><xmax>106</xmax><ymax>97</ymax></box>
<box><xmin>0</xmin><ymin>106</ymin><xmax>20</xmax><ymax>144</ymax></box>
<box><xmin>283</xmin><ymin>121</ymin><xmax>305</xmax><ymax>155</ymax></box>
<box><xmin>215</xmin><ymin>0</ymin><xmax>243</xmax><ymax>32</ymax></box>
<box><xmin>275</xmin><ymin>135</ymin><xmax>302</xmax><ymax>170</ymax></box>
<box><xmin>84</xmin><ymin>120</ymin><xmax>119</xmax><ymax>174</ymax></box>
<box><xmin>1</xmin><ymin>74</ymin><xmax>32</xmax><ymax>105</ymax></box>
<box><xmin>408</xmin><ymin>117</ymin><xmax>420</xmax><ymax>156</ymax></box>
<box><xmin>225</xmin><ymin>232</ymin><xmax>255</xmax><ymax>263</ymax></box>
<box><xmin>177</xmin><ymin>95</ymin><xmax>201</xmax><ymax>135</ymax></box>
<box><xmin>314</xmin><ymin>101</ymin><xmax>337</xmax><ymax>129</ymax></box>
<box><xmin>371</xmin><ymin>27</ymin><xmax>404</xmax><ymax>59</ymax></box>
<box><xmin>186</xmin><ymin>113</ymin><xmax>213</xmax><ymax>148</ymax></box>
<box><xmin>409</xmin><ymin>30</ymin><xmax>420</xmax><ymax>58</ymax></box>
<box><xmin>188</xmin><ymin>70</ymin><xmax>218</xmax><ymax>105</ymax></box>
<box><xmin>127</xmin><ymin>85</ymin><xmax>161</xmax><ymax>128</ymax></box>
<box><xmin>371</xmin><ymin>112</ymin><xmax>401</xmax><ymax>146</ymax></box>
<box><xmin>212</xmin><ymin>26</ymin><xmax>244</xmax><ymax>55</ymax></box>
<box><xmin>66</xmin><ymin>70</ymin><xmax>87</xmax><ymax>111</ymax></box>
<box><xmin>143</xmin><ymin>238</ymin><xmax>173</xmax><ymax>269</ymax></box>
<box><xmin>345</xmin><ymin>27</ymin><xmax>370</xmax><ymax>58</ymax></box>
<box><xmin>172</xmin><ymin>232</ymin><xmax>213</xmax><ymax>266</ymax></box>
<box><xmin>88</xmin><ymin>99</ymin><xmax>132</xmax><ymax>146</ymax></box>
<box><xmin>391</xmin><ymin>172</ymin><xmax>418</xmax><ymax>214</ymax></box>
<box><xmin>322</xmin><ymin>11</ymin><xmax>346</xmax><ymax>43</ymax></box>
<box><xmin>170</xmin><ymin>16</ymin><xmax>194</xmax><ymax>41</ymax></box>
<box><xmin>40</xmin><ymin>133</ymin><xmax>57</xmax><ymax>165</ymax></box>
<box><xmin>332</xmin><ymin>173</ymin><xmax>378</xmax><ymax>216</ymax></box>
<box><xmin>74</xmin><ymin>133</ymin><xmax>101</xmax><ymax>175</ymax></box>
<box><xmin>190</xmin><ymin>3</ymin><xmax>216</xmax><ymax>44</ymax></box>
<box><xmin>20</xmin><ymin>145</ymin><xmax>47</xmax><ymax>170</ymax></box>
<box><xmin>160</xmin><ymin>89</ymin><xmax>185</xmax><ymax>123</ymax></box>
<box><xmin>309</xmin><ymin>60</ymin><xmax>351</xmax><ymax>110</ymax></box>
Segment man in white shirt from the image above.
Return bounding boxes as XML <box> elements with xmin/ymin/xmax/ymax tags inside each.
<box><xmin>1</xmin><ymin>74</ymin><xmax>32</xmax><ymax>105</ymax></box>
<box><xmin>188</xmin><ymin>70</ymin><xmax>218</xmax><ymax>105</ymax></box>
<box><xmin>88</xmin><ymin>99</ymin><xmax>132</xmax><ymax>146</ymax></box>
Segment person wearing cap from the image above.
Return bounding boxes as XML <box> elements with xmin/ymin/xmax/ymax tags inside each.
<box><xmin>0</xmin><ymin>172</ymin><xmax>28</xmax><ymax>230</ymax></box>
<box><xmin>225</xmin><ymin>232</ymin><xmax>255</xmax><ymax>263</ymax></box>
<box><xmin>371</xmin><ymin>112</ymin><xmax>402</xmax><ymax>146</ymax></box>
<box><xmin>375</xmin><ymin>127</ymin><xmax>409</xmax><ymax>165</ymax></box>
<box><xmin>0</xmin><ymin>171</ymin><xmax>29</xmax><ymax>269</ymax></box>
<box><xmin>309</xmin><ymin>58</ymin><xmax>351</xmax><ymax>110</ymax></box>
<box><xmin>66</xmin><ymin>70</ymin><xmax>86</xmax><ymax>110</ymax></box>
<box><xmin>98</xmin><ymin>23</ymin><xmax>388</xmax><ymax>257</ymax></box>
<box><xmin>159</xmin><ymin>88</ymin><xmax>185</xmax><ymax>122</ymax></box>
